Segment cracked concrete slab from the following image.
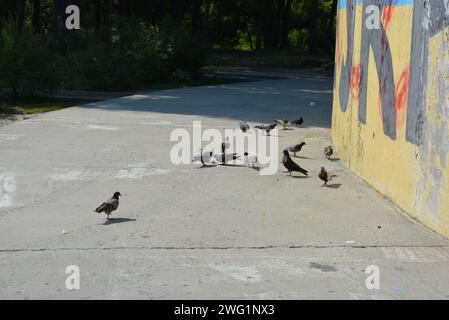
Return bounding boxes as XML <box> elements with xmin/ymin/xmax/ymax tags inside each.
<box><xmin>0</xmin><ymin>77</ymin><xmax>448</xmax><ymax>299</ymax></box>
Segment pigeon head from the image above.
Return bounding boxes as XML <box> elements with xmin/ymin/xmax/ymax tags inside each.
<box><xmin>283</xmin><ymin>149</ymin><xmax>290</xmax><ymax>156</ymax></box>
<box><xmin>300</xmin><ymin>142</ymin><xmax>306</xmax><ymax>146</ymax></box>
<box><xmin>320</xmin><ymin>167</ymin><xmax>326</xmax><ymax>172</ymax></box>
<box><xmin>244</xmin><ymin>152</ymin><xmax>249</xmax><ymax>157</ymax></box>
<box><xmin>113</xmin><ymin>192</ymin><xmax>122</xmax><ymax>198</ymax></box>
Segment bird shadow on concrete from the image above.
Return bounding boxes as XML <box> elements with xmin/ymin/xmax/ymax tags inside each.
<box><xmin>197</xmin><ymin>164</ymin><xmax>219</xmax><ymax>169</ymax></box>
<box><xmin>293</xmin><ymin>156</ymin><xmax>312</xmax><ymax>160</ymax></box>
<box><xmin>329</xmin><ymin>158</ymin><xmax>341</xmax><ymax>162</ymax></box>
<box><xmin>103</xmin><ymin>218</ymin><xmax>137</xmax><ymax>226</ymax></box>
<box><xmin>290</xmin><ymin>175</ymin><xmax>311</xmax><ymax>179</ymax></box>
<box><xmin>326</xmin><ymin>183</ymin><xmax>342</xmax><ymax>189</ymax></box>
<box><xmin>219</xmin><ymin>164</ymin><xmax>248</xmax><ymax>169</ymax></box>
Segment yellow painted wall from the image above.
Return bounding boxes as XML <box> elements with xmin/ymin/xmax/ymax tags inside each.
<box><xmin>332</xmin><ymin>1</ymin><xmax>449</xmax><ymax>238</ymax></box>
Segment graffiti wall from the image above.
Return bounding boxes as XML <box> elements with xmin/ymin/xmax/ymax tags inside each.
<box><xmin>332</xmin><ymin>0</ymin><xmax>449</xmax><ymax>237</ymax></box>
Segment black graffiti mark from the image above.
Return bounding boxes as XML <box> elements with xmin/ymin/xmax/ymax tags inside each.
<box><xmin>337</xmin><ymin>0</ymin><xmax>449</xmax><ymax>145</ymax></box>
<box><xmin>407</xmin><ymin>0</ymin><xmax>449</xmax><ymax>145</ymax></box>
<box><xmin>338</xmin><ymin>0</ymin><xmax>356</xmax><ymax>112</ymax></box>
<box><xmin>359</xmin><ymin>0</ymin><xmax>396</xmax><ymax>140</ymax></box>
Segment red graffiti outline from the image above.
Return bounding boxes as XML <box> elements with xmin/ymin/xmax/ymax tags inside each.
<box><xmin>395</xmin><ymin>65</ymin><xmax>410</xmax><ymax>128</ymax></box>
<box><xmin>382</xmin><ymin>4</ymin><xmax>395</xmax><ymax>31</ymax></box>
<box><xmin>351</xmin><ymin>64</ymin><xmax>362</xmax><ymax>100</ymax></box>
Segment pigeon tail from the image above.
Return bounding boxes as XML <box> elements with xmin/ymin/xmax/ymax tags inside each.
<box><xmin>95</xmin><ymin>203</ymin><xmax>107</xmax><ymax>213</ymax></box>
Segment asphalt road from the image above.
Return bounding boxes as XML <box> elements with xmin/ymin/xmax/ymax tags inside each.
<box><xmin>1</xmin><ymin>78</ymin><xmax>449</xmax><ymax>300</ymax></box>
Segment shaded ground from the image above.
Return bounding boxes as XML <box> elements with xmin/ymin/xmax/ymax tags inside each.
<box><xmin>0</xmin><ymin>76</ymin><xmax>448</xmax><ymax>300</ymax></box>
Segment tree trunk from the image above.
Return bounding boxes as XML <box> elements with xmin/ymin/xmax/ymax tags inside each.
<box><xmin>280</xmin><ymin>0</ymin><xmax>293</xmax><ymax>48</ymax></box>
<box><xmin>17</xmin><ymin>0</ymin><xmax>25</xmax><ymax>33</ymax></box>
<box><xmin>272</xmin><ymin>0</ymin><xmax>282</xmax><ymax>48</ymax></box>
<box><xmin>308</xmin><ymin>0</ymin><xmax>319</xmax><ymax>53</ymax></box>
<box><xmin>32</xmin><ymin>0</ymin><xmax>41</xmax><ymax>33</ymax></box>
<box><xmin>94</xmin><ymin>0</ymin><xmax>102</xmax><ymax>30</ymax></box>
<box><xmin>327</xmin><ymin>0</ymin><xmax>338</xmax><ymax>49</ymax></box>
<box><xmin>118</xmin><ymin>0</ymin><xmax>131</xmax><ymax>17</ymax></box>
<box><xmin>262</xmin><ymin>0</ymin><xmax>274</xmax><ymax>49</ymax></box>
<box><xmin>255</xmin><ymin>2</ymin><xmax>263</xmax><ymax>50</ymax></box>
<box><xmin>203</xmin><ymin>0</ymin><xmax>211</xmax><ymax>34</ymax></box>
<box><xmin>192</xmin><ymin>0</ymin><xmax>203</xmax><ymax>33</ymax></box>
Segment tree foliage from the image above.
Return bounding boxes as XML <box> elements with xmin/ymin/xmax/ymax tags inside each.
<box><xmin>0</xmin><ymin>0</ymin><xmax>337</xmax><ymax>97</ymax></box>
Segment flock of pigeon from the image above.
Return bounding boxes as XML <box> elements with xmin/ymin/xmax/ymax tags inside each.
<box><xmin>238</xmin><ymin>118</ymin><xmax>337</xmax><ymax>187</ymax></box>
<box><xmin>94</xmin><ymin>117</ymin><xmax>338</xmax><ymax>220</ymax></box>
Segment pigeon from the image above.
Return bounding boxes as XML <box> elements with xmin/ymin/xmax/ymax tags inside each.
<box><xmin>291</xmin><ymin>117</ymin><xmax>304</xmax><ymax>127</ymax></box>
<box><xmin>214</xmin><ymin>153</ymin><xmax>240</xmax><ymax>164</ymax></box>
<box><xmin>221</xmin><ymin>137</ymin><xmax>231</xmax><ymax>154</ymax></box>
<box><xmin>244</xmin><ymin>152</ymin><xmax>258</xmax><ymax>168</ymax></box>
<box><xmin>288</xmin><ymin>142</ymin><xmax>306</xmax><ymax>157</ymax></box>
<box><xmin>239</xmin><ymin>120</ymin><xmax>250</xmax><ymax>133</ymax></box>
<box><xmin>192</xmin><ymin>150</ymin><xmax>215</xmax><ymax>165</ymax></box>
<box><xmin>254</xmin><ymin>123</ymin><xmax>277</xmax><ymax>135</ymax></box>
<box><xmin>282</xmin><ymin>149</ymin><xmax>308</xmax><ymax>176</ymax></box>
<box><xmin>319</xmin><ymin>167</ymin><xmax>338</xmax><ymax>186</ymax></box>
<box><xmin>324</xmin><ymin>146</ymin><xmax>334</xmax><ymax>160</ymax></box>
<box><xmin>95</xmin><ymin>192</ymin><xmax>121</xmax><ymax>220</ymax></box>
<box><xmin>274</xmin><ymin>120</ymin><xmax>290</xmax><ymax>130</ymax></box>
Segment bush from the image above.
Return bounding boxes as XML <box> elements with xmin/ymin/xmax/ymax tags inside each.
<box><xmin>65</xmin><ymin>40</ymin><xmax>140</xmax><ymax>91</ymax></box>
<box><xmin>63</xmin><ymin>20</ymin><xmax>210</xmax><ymax>90</ymax></box>
<box><xmin>168</xmin><ymin>29</ymin><xmax>210</xmax><ymax>79</ymax></box>
<box><xmin>0</xmin><ymin>22</ymin><xmax>61</xmax><ymax>99</ymax></box>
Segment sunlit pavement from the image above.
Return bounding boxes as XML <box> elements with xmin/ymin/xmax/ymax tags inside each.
<box><xmin>1</xmin><ymin>77</ymin><xmax>449</xmax><ymax>299</ymax></box>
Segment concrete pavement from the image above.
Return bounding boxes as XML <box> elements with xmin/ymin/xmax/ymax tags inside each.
<box><xmin>1</xmin><ymin>77</ymin><xmax>449</xmax><ymax>300</ymax></box>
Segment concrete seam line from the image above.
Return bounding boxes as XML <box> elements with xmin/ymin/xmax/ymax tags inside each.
<box><xmin>1</xmin><ymin>245</ymin><xmax>449</xmax><ymax>253</ymax></box>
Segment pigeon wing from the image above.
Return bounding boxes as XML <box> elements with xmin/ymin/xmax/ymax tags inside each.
<box><xmin>239</xmin><ymin>121</ymin><xmax>250</xmax><ymax>132</ymax></box>
<box><xmin>284</xmin><ymin>157</ymin><xmax>308</xmax><ymax>175</ymax></box>
<box><xmin>95</xmin><ymin>198</ymin><xmax>118</xmax><ymax>213</ymax></box>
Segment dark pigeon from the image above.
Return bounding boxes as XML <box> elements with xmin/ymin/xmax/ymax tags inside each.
<box><xmin>254</xmin><ymin>123</ymin><xmax>277</xmax><ymax>135</ymax></box>
<box><xmin>319</xmin><ymin>167</ymin><xmax>337</xmax><ymax>186</ymax></box>
<box><xmin>274</xmin><ymin>120</ymin><xmax>290</xmax><ymax>130</ymax></box>
<box><xmin>239</xmin><ymin>121</ymin><xmax>250</xmax><ymax>133</ymax></box>
<box><xmin>282</xmin><ymin>149</ymin><xmax>308</xmax><ymax>176</ymax></box>
<box><xmin>291</xmin><ymin>117</ymin><xmax>304</xmax><ymax>127</ymax></box>
<box><xmin>95</xmin><ymin>192</ymin><xmax>121</xmax><ymax>220</ymax></box>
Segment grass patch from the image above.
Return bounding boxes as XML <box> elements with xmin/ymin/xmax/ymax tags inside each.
<box><xmin>0</xmin><ymin>98</ymin><xmax>96</xmax><ymax>115</ymax></box>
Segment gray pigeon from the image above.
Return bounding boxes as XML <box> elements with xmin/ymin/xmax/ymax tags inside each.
<box><xmin>274</xmin><ymin>120</ymin><xmax>290</xmax><ymax>130</ymax></box>
<box><xmin>254</xmin><ymin>123</ymin><xmax>277</xmax><ymax>135</ymax></box>
<box><xmin>282</xmin><ymin>150</ymin><xmax>308</xmax><ymax>176</ymax></box>
<box><xmin>288</xmin><ymin>142</ymin><xmax>306</xmax><ymax>156</ymax></box>
<box><xmin>192</xmin><ymin>149</ymin><xmax>214</xmax><ymax>165</ymax></box>
<box><xmin>239</xmin><ymin>121</ymin><xmax>250</xmax><ymax>133</ymax></box>
<box><xmin>244</xmin><ymin>152</ymin><xmax>258</xmax><ymax>168</ymax></box>
<box><xmin>221</xmin><ymin>137</ymin><xmax>231</xmax><ymax>154</ymax></box>
<box><xmin>95</xmin><ymin>192</ymin><xmax>121</xmax><ymax>220</ymax></box>
<box><xmin>324</xmin><ymin>146</ymin><xmax>334</xmax><ymax>160</ymax></box>
<box><xmin>214</xmin><ymin>153</ymin><xmax>240</xmax><ymax>165</ymax></box>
